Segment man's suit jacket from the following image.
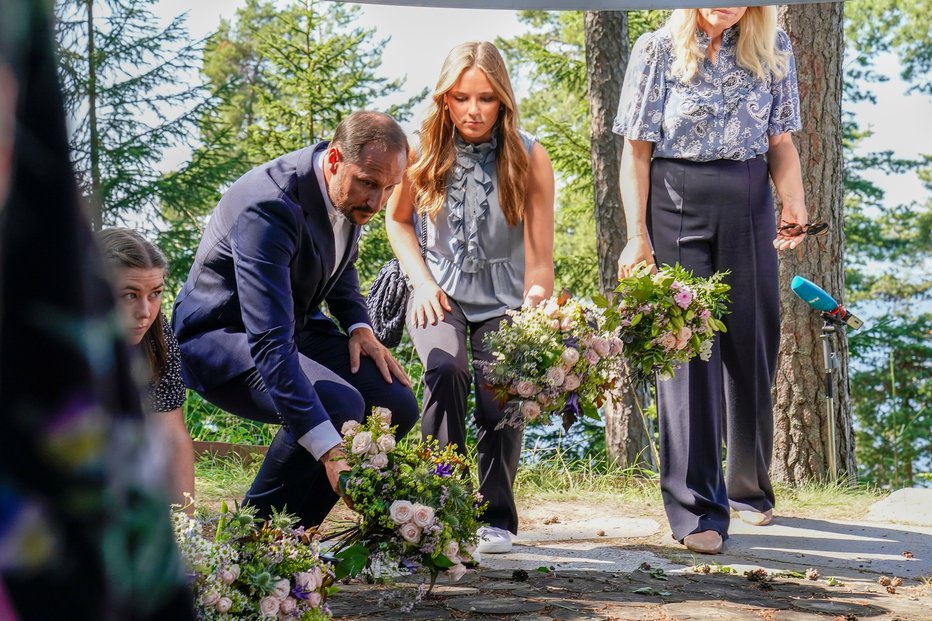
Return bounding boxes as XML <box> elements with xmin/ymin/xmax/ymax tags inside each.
<box><xmin>172</xmin><ymin>141</ymin><xmax>369</xmax><ymax>438</ymax></box>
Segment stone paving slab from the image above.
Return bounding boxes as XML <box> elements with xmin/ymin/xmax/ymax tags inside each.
<box><xmin>867</xmin><ymin>488</ymin><xmax>932</xmax><ymax>526</ymax></box>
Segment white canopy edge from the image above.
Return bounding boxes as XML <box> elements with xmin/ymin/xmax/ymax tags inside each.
<box><xmin>331</xmin><ymin>0</ymin><xmax>841</xmax><ymax>10</ymax></box>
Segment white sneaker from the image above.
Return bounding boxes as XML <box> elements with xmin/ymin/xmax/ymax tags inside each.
<box><xmin>476</xmin><ymin>526</ymin><xmax>512</xmax><ymax>554</ymax></box>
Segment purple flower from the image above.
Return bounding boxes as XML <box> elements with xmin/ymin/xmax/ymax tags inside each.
<box><xmin>434</xmin><ymin>463</ymin><xmax>454</xmax><ymax>478</ymax></box>
<box><xmin>673</xmin><ymin>289</ymin><xmax>693</xmax><ymax>309</ymax></box>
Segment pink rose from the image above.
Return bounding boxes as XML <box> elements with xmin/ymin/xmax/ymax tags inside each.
<box><xmin>215</xmin><ymin>597</ymin><xmax>232</xmax><ymax>614</ymax></box>
<box><xmin>412</xmin><ymin>503</ymin><xmax>435</xmax><ymax>528</ymax></box>
<box><xmin>376</xmin><ymin>434</ymin><xmax>396</xmax><ymax>453</ymax></box>
<box><xmin>560</xmin><ymin>317</ymin><xmax>574</xmax><ymax>331</ymax></box>
<box><xmin>520</xmin><ymin>400</ymin><xmax>541</xmax><ymax>421</ymax></box>
<box><xmin>674</xmin><ymin>289</ymin><xmax>693</xmax><ymax>309</ymax></box>
<box><xmin>374</xmin><ymin>406</ymin><xmax>393</xmax><ymax>426</ymax></box>
<box><xmin>258</xmin><ymin>596</ymin><xmax>280</xmax><ymax>616</ymax></box>
<box><xmin>584</xmin><ymin>350</ymin><xmax>600</xmax><ymax>365</ymax></box>
<box><xmin>659</xmin><ymin>332</ymin><xmax>677</xmax><ymax>350</ymax></box>
<box><xmin>351</xmin><ymin>431</ymin><xmax>373</xmax><ymax>455</ymax></box>
<box><xmin>200</xmin><ymin>591</ymin><xmax>220</xmax><ymax>606</ymax></box>
<box><xmin>341</xmin><ymin>420</ymin><xmax>360</xmax><ymax>436</ymax></box>
<box><xmin>546</xmin><ymin>367</ymin><xmax>565</xmax><ymax>388</ymax></box>
<box><xmin>369</xmin><ymin>452</ymin><xmax>388</xmax><ymax>469</ymax></box>
<box><xmin>610</xmin><ymin>337</ymin><xmax>624</xmax><ymax>355</ymax></box>
<box><xmin>562</xmin><ymin>374</ymin><xmax>581</xmax><ymax>391</ymax></box>
<box><xmin>307</xmin><ymin>591</ymin><xmax>322</xmax><ymax>608</ymax></box>
<box><xmin>399</xmin><ymin>522</ymin><xmax>421</xmax><ymax>544</ymax></box>
<box><xmin>549</xmin><ymin>319</ymin><xmax>561</xmax><ymax>330</ymax></box>
<box><xmin>677</xmin><ymin>326</ymin><xmax>692</xmax><ymax>342</ymax></box>
<box><xmin>592</xmin><ymin>337</ymin><xmax>611</xmax><ymax>357</ymax></box>
<box><xmin>389</xmin><ymin>499</ymin><xmax>414</xmax><ymax>524</ymax></box>
<box><xmin>537</xmin><ymin>392</ymin><xmax>553</xmax><ymax>406</ymax></box>
<box><xmin>561</xmin><ymin>347</ymin><xmax>580</xmax><ymax>366</ymax></box>
<box><xmin>515</xmin><ymin>380</ymin><xmax>536</xmax><ymax>398</ymax></box>
<box><xmin>272</xmin><ymin>578</ymin><xmax>291</xmax><ymax>600</ymax></box>
<box><xmin>444</xmin><ymin>540</ymin><xmax>460</xmax><ymax>560</ymax></box>
<box><xmin>447</xmin><ymin>563</ymin><xmax>468</xmax><ymax>582</ymax></box>
<box><xmin>295</xmin><ymin>570</ymin><xmax>319</xmax><ymax>591</ymax></box>
<box><xmin>280</xmin><ymin>597</ymin><xmax>297</xmax><ymax>614</ymax></box>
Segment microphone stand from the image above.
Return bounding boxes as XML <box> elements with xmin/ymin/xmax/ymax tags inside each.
<box><xmin>819</xmin><ymin>313</ymin><xmax>841</xmax><ymax>480</ymax></box>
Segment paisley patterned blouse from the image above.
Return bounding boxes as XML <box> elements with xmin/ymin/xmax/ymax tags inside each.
<box><xmin>613</xmin><ymin>25</ymin><xmax>801</xmax><ymax>161</ymax></box>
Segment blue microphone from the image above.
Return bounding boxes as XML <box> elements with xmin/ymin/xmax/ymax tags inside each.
<box><xmin>791</xmin><ymin>276</ymin><xmax>863</xmax><ymax>330</ymax></box>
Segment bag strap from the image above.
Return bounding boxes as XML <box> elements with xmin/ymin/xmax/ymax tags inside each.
<box><xmin>418</xmin><ymin>211</ymin><xmax>427</xmax><ymax>256</ymax></box>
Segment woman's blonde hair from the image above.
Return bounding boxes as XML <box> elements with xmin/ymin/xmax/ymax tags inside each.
<box><xmin>409</xmin><ymin>41</ymin><xmax>528</xmax><ymax>226</ymax></box>
<box><xmin>668</xmin><ymin>7</ymin><xmax>789</xmax><ymax>83</ymax></box>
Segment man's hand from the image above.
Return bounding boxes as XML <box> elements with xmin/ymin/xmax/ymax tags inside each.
<box><xmin>321</xmin><ymin>446</ymin><xmax>352</xmax><ymax>505</ymax></box>
<box><xmin>348</xmin><ymin>327</ymin><xmax>412</xmax><ymax>386</ymax></box>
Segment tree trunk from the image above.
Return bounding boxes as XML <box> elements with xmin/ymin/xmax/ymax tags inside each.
<box><xmin>773</xmin><ymin>3</ymin><xmax>855</xmax><ymax>484</ymax></box>
<box><xmin>584</xmin><ymin>10</ymin><xmax>653</xmax><ymax>470</ymax></box>
<box><xmin>86</xmin><ymin>0</ymin><xmax>102</xmax><ymax>229</ymax></box>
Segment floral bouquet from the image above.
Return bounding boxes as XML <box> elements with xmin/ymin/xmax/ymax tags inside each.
<box><xmin>329</xmin><ymin>408</ymin><xmax>485</xmax><ymax>589</ymax></box>
<box><xmin>172</xmin><ymin>503</ymin><xmax>333</xmax><ymax>620</ymax></box>
<box><xmin>605</xmin><ymin>263</ymin><xmax>731</xmax><ymax>382</ymax></box>
<box><xmin>480</xmin><ymin>291</ymin><xmax>627</xmax><ymax>431</ymax></box>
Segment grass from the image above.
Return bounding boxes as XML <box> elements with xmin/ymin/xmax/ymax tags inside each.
<box><xmin>192</xmin><ymin>448</ymin><xmax>888</xmax><ymax>525</ymax></box>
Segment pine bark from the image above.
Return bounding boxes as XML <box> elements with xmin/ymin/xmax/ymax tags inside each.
<box><xmin>585</xmin><ymin>11</ymin><xmax>653</xmax><ymax>469</ymax></box>
<box><xmin>773</xmin><ymin>2</ymin><xmax>855</xmax><ymax>483</ymax></box>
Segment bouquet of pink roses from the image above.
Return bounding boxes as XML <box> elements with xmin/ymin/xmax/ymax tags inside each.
<box><xmin>480</xmin><ymin>292</ymin><xmax>627</xmax><ymax>431</ymax></box>
<box><xmin>329</xmin><ymin>408</ymin><xmax>485</xmax><ymax>589</ymax></box>
<box><xmin>604</xmin><ymin>263</ymin><xmax>730</xmax><ymax>382</ymax></box>
<box><xmin>172</xmin><ymin>504</ymin><xmax>333</xmax><ymax>620</ymax></box>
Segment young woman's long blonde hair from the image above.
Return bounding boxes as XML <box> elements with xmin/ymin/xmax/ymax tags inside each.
<box><xmin>409</xmin><ymin>41</ymin><xmax>528</xmax><ymax>226</ymax></box>
<box><xmin>668</xmin><ymin>7</ymin><xmax>789</xmax><ymax>83</ymax></box>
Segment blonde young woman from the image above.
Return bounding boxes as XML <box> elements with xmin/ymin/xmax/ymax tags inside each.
<box><xmin>97</xmin><ymin>228</ymin><xmax>196</xmax><ymax>510</ymax></box>
<box><xmin>387</xmin><ymin>41</ymin><xmax>555</xmax><ymax>554</ymax></box>
<box><xmin>614</xmin><ymin>7</ymin><xmax>811</xmax><ymax>554</ymax></box>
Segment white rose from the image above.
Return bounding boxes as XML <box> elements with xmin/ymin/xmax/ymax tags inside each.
<box><xmin>592</xmin><ymin>336</ymin><xmax>611</xmax><ymax>357</ymax></box>
<box><xmin>369</xmin><ymin>452</ymin><xmax>389</xmax><ymax>469</ymax></box>
<box><xmin>399</xmin><ymin>522</ymin><xmax>422</xmax><ymax>544</ymax></box>
<box><xmin>351</xmin><ymin>431</ymin><xmax>373</xmax><ymax>455</ymax></box>
<box><xmin>374</xmin><ymin>406</ymin><xmax>393</xmax><ymax>424</ymax></box>
<box><xmin>444</xmin><ymin>540</ymin><xmax>460</xmax><ymax>560</ymax></box>
<box><xmin>389</xmin><ymin>499</ymin><xmax>414</xmax><ymax>524</ymax></box>
<box><xmin>341</xmin><ymin>420</ymin><xmax>360</xmax><ymax>436</ymax></box>
<box><xmin>560</xmin><ymin>317</ymin><xmax>574</xmax><ymax>331</ymax></box>
<box><xmin>515</xmin><ymin>380</ymin><xmax>536</xmax><ymax>398</ymax></box>
<box><xmin>258</xmin><ymin>596</ymin><xmax>280</xmax><ymax>616</ymax></box>
<box><xmin>412</xmin><ymin>503</ymin><xmax>435</xmax><ymax>528</ymax></box>
<box><xmin>294</xmin><ymin>570</ymin><xmax>318</xmax><ymax>591</ymax></box>
<box><xmin>520</xmin><ymin>400</ymin><xmax>541</xmax><ymax>421</ymax></box>
<box><xmin>549</xmin><ymin>319</ymin><xmax>561</xmax><ymax>330</ymax></box>
<box><xmin>200</xmin><ymin>591</ymin><xmax>220</xmax><ymax>606</ymax></box>
<box><xmin>561</xmin><ymin>347</ymin><xmax>580</xmax><ymax>366</ymax></box>
<box><xmin>220</xmin><ymin>568</ymin><xmax>237</xmax><ymax>585</ymax></box>
<box><xmin>272</xmin><ymin>578</ymin><xmax>291</xmax><ymax>600</ymax></box>
<box><xmin>307</xmin><ymin>592</ymin><xmax>322</xmax><ymax>608</ymax></box>
<box><xmin>447</xmin><ymin>563</ymin><xmax>468</xmax><ymax>582</ymax></box>
<box><xmin>280</xmin><ymin>597</ymin><xmax>297</xmax><ymax>614</ymax></box>
<box><xmin>545</xmin><ymin>367</ymin><xmax>565</xmax><ymax>388</ymax></box>
<box><xmin>562</xmin><ymin>374</ymin><xmax>581</xmax><ymax>391</ymax></box>
<box><xmin>215</xmin><ymin>597</ymin><xmax>232</xmax><ymax>614</ymax></box>
<box><xmin>376</xmin><ymin>434</ymin><xmax>396</xmax><ymax>453</ymax></box>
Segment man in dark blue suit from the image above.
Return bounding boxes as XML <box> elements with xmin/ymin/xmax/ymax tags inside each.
<box><xmin>173</xmin><ymin>111</ymin><xmax>418</xmax><ymax>527</ymax></box>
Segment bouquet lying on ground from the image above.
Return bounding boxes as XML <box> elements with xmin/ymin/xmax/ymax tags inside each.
<box><xmin>604</xmin><ymin>263</ymin><xmax>731</xmax><ymax>382</ymax></box>
<box><xmin>329</xmin><ymin>408</ymin><xmax>485</xmax><ymax>589</ymax></box>
<box><xmin>480</xmin><ymin>292</ymin><xmax>627</xmax><ymax>431</ymax></box>
<box><xmin>173</xmin><ymin>504</ymin><xmax>333</xmax><ymax>620</ymax></box>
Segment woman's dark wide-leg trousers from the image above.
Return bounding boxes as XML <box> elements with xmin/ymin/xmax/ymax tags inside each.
<box><xmin>648</xmin><ymin>155</ymin><xmax>780</xmax><ymax>542</ymax></box>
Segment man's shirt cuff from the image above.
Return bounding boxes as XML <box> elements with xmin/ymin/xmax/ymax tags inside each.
<box><xmin>296</xmin><ymin>420</ymin><xmax>342</xmax><ymax>460</ymax></box>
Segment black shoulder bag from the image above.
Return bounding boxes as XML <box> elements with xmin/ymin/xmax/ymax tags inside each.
<box><xmin>366</xmin><ymin>214</ymin><xmax>428</xmax><ymax>348</ymax></box>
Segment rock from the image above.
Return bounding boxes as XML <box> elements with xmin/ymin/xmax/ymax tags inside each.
<box><xmin>867</xmin><ymin>488</ymin><xmax>932</xmax><ymax>526</ymax></box>
<box><xmin>445</xmin><ymin>595</ymin><xmax>546</xmax><ymax>614</ymax></box>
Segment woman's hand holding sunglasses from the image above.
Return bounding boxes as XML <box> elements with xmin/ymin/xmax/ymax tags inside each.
<box><xmin>773</xmin><ymin>213</ymin><xmax>828</xmax><ymax>252</ymax></box>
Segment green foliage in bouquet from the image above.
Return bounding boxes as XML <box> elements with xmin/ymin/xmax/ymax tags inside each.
<box><xmin>173</xmin><ymin>503</ymin><xmax>333</xmax><ymax>620</ymax></box>
<box><xmin>600</xmin><ymin>263</ymin><xmax>731</xmax><ymax>382</ymax></box>
<box><xmin>481</xmin><ymin>292</ymin><xmax>626</xmax><ymax>431</ymax></box>
<box><xmin>330</xmin><ymin>409</ymin><xmax>485</xmax><ymax>590</ymax></box>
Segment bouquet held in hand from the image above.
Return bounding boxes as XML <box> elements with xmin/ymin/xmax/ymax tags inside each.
<box><xmin>173</xmin><ymin>504</ymin><xmax>333</xmax><ymax>620</ymax></box>
<box><xmin>608</xmin><ymin>263</ymin><xmax>730</xmax><ymax>382</ymax></box>
<box><xmin>480</xmin><ymin>292</ymin><xmax>626</xmax><ymax>431</ymax></box>
<box><xmin>330</xmin><ymin>408</ymin><xmax>485</xmax><ymax>589</ymax></box>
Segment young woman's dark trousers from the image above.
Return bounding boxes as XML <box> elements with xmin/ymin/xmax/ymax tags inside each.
<box><xmin>648</xmin><ymin>155</ymin><xmax>779</xmax><ymax>541</ymax></box>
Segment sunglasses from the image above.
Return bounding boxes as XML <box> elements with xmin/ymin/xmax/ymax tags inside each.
<box><xmin>778</xmin><ymin>219</ymin><xmax>829</xmax><ymax>238</ymax></box>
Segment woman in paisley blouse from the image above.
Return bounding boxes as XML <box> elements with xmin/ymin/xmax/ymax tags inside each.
<box><xmin>386</xmin><ymin>41</ymin><xmax>555</xmax><ymax>554</ymax></box>
<box><xmin>614</xmin><ymin>7</ymin><xmax>811</xmax><ymax>554</ymax></box>
<box><xmin>98</xmin><ymin>227</ymin><xmax>196</xmax><ymax>510</ymax></box>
